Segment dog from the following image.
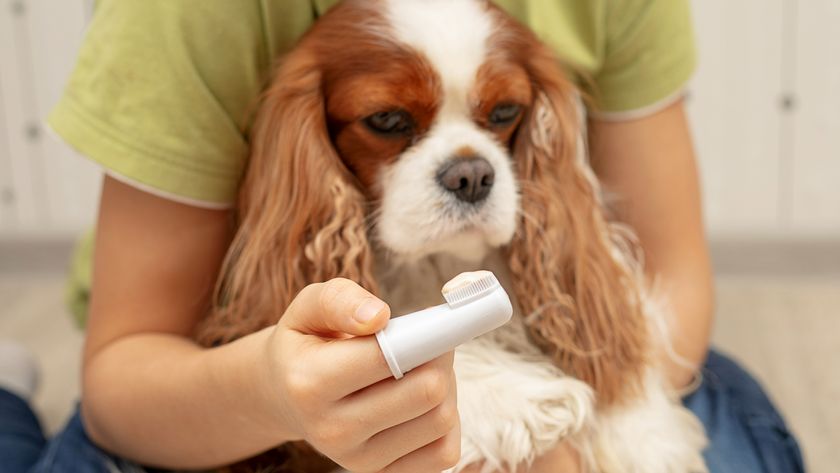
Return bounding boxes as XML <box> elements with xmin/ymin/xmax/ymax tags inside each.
<box><xmin>196</xmin><ymin>0</ymin><xmax>708</xmax><ymax>471</ymax></box>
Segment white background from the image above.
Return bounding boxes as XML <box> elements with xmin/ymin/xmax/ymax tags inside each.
<box><xmin>1</xmin><ymin>0</ymin><xmax>838</xmax><ymax>240</ymax></box>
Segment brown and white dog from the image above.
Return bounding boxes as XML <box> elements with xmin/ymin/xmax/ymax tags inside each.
<box><xmin>197</xmin><ymin>0</ymin><xmax>708</xmax><ymax>471</ymax></box>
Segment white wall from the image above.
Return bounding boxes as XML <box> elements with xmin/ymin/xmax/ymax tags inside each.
<box><xmin>0</xmin><ymin>0</ymin><xmax>98</xmax><ymax>238</ymax></box>
<box><xmin>1</xmin><ymin>0</ymin><xmax>838</xmax><ymax>239</ymax></box>
<box><xmin>689</xmin><ymin>0</ymin><xmax>840</xmax><ymax>238</ymax></box>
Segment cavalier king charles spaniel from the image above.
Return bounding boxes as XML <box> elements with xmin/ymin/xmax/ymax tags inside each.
<box><xmin>197</xmin><ymin>0</ymin><xmax>708</xmax><ymax>471</ymax></box>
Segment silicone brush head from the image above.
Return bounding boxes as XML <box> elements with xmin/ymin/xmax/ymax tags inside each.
<box><xmin>441</xmin><ymin>270</ymin><xmax>501</xmax><ymax>308</ymax></box>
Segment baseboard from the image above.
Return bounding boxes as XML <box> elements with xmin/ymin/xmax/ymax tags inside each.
<box><xmin>710</xmin><ymin>238</ymin><xmax>840</xmax><ymax>277</ymax></box>
<box><xmin>0</xmin><ymin>236</ymin><xmax>77</xmax><ymax>275</ymax></box>
<box><xmin>1</xmin><ymin>236</ymin><xmax>839</xmax><ymax>277</ymax></box>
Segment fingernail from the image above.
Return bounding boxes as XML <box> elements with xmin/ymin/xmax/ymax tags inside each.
<box><xmin>355</xmin><ymin>298</ymin><xmax>386</xmax><ymax>324</ymax></box>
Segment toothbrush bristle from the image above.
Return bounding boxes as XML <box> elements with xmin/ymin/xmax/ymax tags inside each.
<box><xmin>442</xmin><ymin>272</ymin><xmax>500</xmax><ymax>307</ymax></box>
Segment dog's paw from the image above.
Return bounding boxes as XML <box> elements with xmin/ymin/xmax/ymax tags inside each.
<box><xmin>590</xmin><ymin>378</ymin><xmax>708</xmax><ymax>473</ymax></box>
<box><xmin>450</xmin><ymin>337</ymin><xmax>594</xmax><ymax>472</ymax></box>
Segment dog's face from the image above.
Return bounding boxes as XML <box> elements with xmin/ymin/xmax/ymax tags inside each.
<box><xmin>319</xmin><ymin>0</ymin><xmax>536</xmax><ymax>263</ymax></box>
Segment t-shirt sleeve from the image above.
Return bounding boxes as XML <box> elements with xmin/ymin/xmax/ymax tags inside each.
<box><xmin>591</xmin><ymin>0</ymin><xmax>697</xmax><ymax>117</ymax></box>
<box><xmin>48</xmin><ymin>0</ymin><xmax>273</xmax><ymax>206</ymax></box>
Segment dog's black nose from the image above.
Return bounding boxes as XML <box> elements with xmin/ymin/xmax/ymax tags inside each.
<box><xmin>436</xmin><ymin>156</ymin><xmax>495</xmax><ymax>204</ymax></box>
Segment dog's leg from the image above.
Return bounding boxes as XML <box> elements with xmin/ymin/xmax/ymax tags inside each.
<box><xmin>450</xmin><ymin>330</ymin><xmax>594</xmax><ymax>473</ymax></box>
<box><xmin>588</xmin><ymin>373</ymin><xmax>708</xmax><ymax>473</ymax></box>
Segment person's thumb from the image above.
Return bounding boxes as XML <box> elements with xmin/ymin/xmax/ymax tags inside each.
<box><xmin>281</xmin><ymin>278</ymin><xmax>390</xmax><ymax>337</ymax></box>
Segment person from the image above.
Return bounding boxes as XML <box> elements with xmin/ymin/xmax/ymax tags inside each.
<box><xmin>0</xmin><ymin>1</ymin><xmax>805</xmax><ymax>472</ymax></box>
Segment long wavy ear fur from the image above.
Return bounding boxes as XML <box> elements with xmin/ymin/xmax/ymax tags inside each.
<box><xmin>196</xmin><ymin>46</ymin><xmax>378</xmax><ymax>346</ymax></box>
<box><xmin>506</xmin><ymin>41</ymin><xmax>649</xmax><ymax>406</ymax></box>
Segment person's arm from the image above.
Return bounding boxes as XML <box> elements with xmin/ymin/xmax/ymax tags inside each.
<box><xmin>82</xmin><ymin>176</ymin><xmax>461</xmax><ymax>471</ymax></box>
<box><xmin>588</xmin><ymin>99</ymin><xmax>714</xmax><ymax>390</ymax></box>
<box><xmin>82</xmin><ymin>176</ymin><xmax>281</xmax><ymax>467</ymax></box>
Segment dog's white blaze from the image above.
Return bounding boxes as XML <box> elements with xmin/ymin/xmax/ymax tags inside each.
<box><xmin>377</xmin><ymin>0</ymin><xmax>518</xmax><ymax>262</ymax></box>
<box><xmin>385</xmin><ymin>0</ymin><xmax>492</xmax><ymax>119</ymax></box>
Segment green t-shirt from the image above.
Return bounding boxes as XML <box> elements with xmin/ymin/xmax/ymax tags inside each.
<box><xmin>51</xmin><ymin>0</ymin><xmax>696</xmax><ymax>325</ymax></box>
<box><xmin>50</xmin><ymin>0</ymin><xmax>695</xmax><ymax>206</ymax></box>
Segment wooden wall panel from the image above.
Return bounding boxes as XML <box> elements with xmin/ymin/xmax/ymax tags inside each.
<box><xmin>0</xmin><ymin>0</ymin><xmax>47</xmax><ymax>231</ymax></box>
<box><xmin>25</xmin><ymin>0</ymin><xmax>100</xmax><ymax>233</ymax></box>
<box><xmin>0</xmin><ymin>0</ymin><xmax>99</xmax><ymax>236</ymax></box>
<box><xmin>687</xmin><ymin>0</ymin><xmax>787</xmax><ymax>237</ymax></box>
<box><xmin>790</xmin><ymin>0</ymin><xmax>840</xmax><ymax>235</ymax></box>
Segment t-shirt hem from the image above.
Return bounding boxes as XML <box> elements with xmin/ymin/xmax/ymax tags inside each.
<box><xmin>47</xmin><ymin>96</ymin><xmax>239</xmax><ymax>207</ymax></box>
<box><xmin>103</xmin><ymin>170</ymin><xmax>234</xmax><ymax>210</ymax></box>
<box><xmin>591</xmin><ymin>49</ymin><xmax>696</xmax><ymax>118</ymax></box>
<box><xmin>589</xmin><ymin>87</ymin><xmax>687</xmax><ymax>122</ymax></box>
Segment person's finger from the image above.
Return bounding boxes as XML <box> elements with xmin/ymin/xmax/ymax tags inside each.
<box><xmin>335</xmin><ymin>353</ymin><xmax>456</xmax><ymax>435</ymax></box>
<box><xmin>297</xmin><ymin>335</ymin><xmax>394</xmax><ymax>397</ymax></box>
<box><xmin>277</xmin><ymin>278</ymin><xmax>397</xmax><ymax>396</ymax></box>
<box><xmin>281</xmin><ymin>278</ymin><xmax>390</xmax><ymax>336</ymax></box>
<box><xmin>365</xmin><ymin>391</ymin><xmax>457</xmax><ymax>463</ymax></box>
<box><xmin>380</xmin><ymin>420</ymin><xmax>462</xmax><ymax>473</ymax></box>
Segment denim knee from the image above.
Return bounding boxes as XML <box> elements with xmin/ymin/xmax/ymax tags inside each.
<box><xmin>685</xmin><ymin>350</ymin><xmax>806</xmax><ymax>473</ymax></box>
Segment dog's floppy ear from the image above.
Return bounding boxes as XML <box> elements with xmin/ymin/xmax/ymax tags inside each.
<box><xmin>196</xmin><ymin>47</ymin><xmax>378</xmax><ymax>346</ymax></box>
<box><xmin>506</xmin><ymin>41</ymin><xmax>648</xmax><ymax>405</ymax></box>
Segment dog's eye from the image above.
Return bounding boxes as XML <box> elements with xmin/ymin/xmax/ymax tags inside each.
<box><xmin>364</xmin><ymin>110</ymin><xmax>413</xmax><ymax>136</ymax></box>
<box><xmin>488</xmin><ymin>103</ymin><xmax>522</xmax><ymax>126</ymax></box>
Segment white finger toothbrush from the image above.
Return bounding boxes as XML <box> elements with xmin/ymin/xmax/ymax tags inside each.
<box><xmin>375</xmin><ymin>271</ymin><xmax>513</xmax><ymax>379</ymax></box>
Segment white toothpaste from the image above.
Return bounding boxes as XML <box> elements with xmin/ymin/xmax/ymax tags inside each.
<box><xmin>375</xmin><ymin>270</ymin><xmax>513</xmax><ymax>379</ymax></box>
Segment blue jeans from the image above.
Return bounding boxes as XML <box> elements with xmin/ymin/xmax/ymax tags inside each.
<box><xmin>0</xmin><ymin>391</ymin><xmax>141</xmax><ymax>473</ymax></box>
<box><xmin>684</xmin><ymin>351</ymin><xmax>805</xmax><ymax>473</ymax></box>
<box><xmin>0</xmin><ymin>350</ymin><xmax>805</xmax><ymax>472</ymax></box>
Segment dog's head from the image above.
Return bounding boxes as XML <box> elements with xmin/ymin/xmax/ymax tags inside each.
<box><xmin>261</xmin><ymin>0</ymin><xmax>576</xmax><ymax>264</ymax></box>
<box><xmin>205</xmin><ymin>0</ymin><xmax>647</xmax><ymax>404</ymax></box>
<box><xmin>322</xmin><ymin>0</ymin><xmax>536</xmax><ymax>263</ymax></box>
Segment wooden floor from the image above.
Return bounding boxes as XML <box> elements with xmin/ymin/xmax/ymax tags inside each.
<box><xmin>0</xmin><ymin>272</ymin><xmax>837</xmax><ymax>472</ymax></box>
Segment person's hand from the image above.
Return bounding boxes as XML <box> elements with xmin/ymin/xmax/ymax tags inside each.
<box><xmin>261</xmin><ymin>278</ymin><xmax>461</xmax><ymax>472</ymax></box>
